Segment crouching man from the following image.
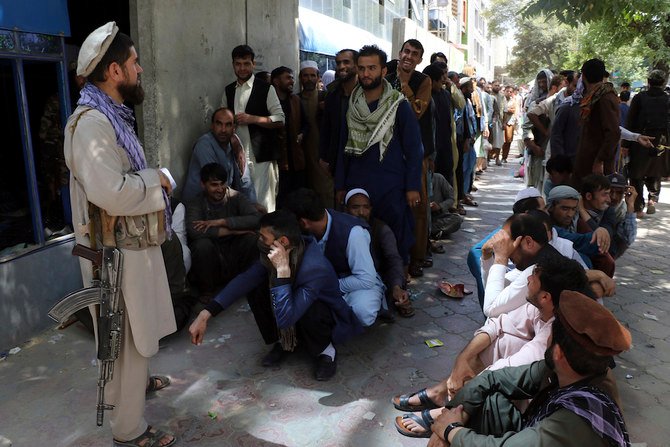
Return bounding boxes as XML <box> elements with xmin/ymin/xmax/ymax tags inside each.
<box><xmin>189</xmin><ymin>210</ymin><xmax>363</xmax><ymax>381</ymax></box>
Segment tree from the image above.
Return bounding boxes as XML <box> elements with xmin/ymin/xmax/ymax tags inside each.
<box><xmin>522</xmin><ymin>0</ymin><xmax>670</xmax><ymax>71</ymax></box>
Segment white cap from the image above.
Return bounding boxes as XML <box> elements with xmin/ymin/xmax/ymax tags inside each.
<box><xmin>459</xmin><ymin>76</ymin><xmax>471</xmax><ymax>85</ymax></box>
<box><xmin>514</xmin><ymin>187</ymin><xmax>542</xmax><ymax>204</ymax></box>
<box><xmin>77</xmin><ymin>21</ymin><xmax>119</xmax><ymax>77</ymax></box>
<box><xmin>160</xmin><ymin>168</ymin><xmax>177</xmax><ymax>191</ymax></box>
<box><xmin>345</xmin><ymin>188</ymin><xmax>370</xmax><ymax>205</ymax></box>
<box><xmin>299</xmin><ymin>60</ymin><xmax>318</xmax><ymax>72</ymax></box>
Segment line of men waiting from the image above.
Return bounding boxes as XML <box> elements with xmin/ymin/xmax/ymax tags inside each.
<box><xmin>154</xmin><ymin>40</ymin><xmax>640</xmax><ymax>444</ymax></box>
<box><xmin>155</xmin><ymin>41</ymin><xmax>467</xmax><ymax>381</ymax></box>
<box><xmin>389</xmin><ymin>186</ymin><xmax>633</xmax><ymax>445</ymax></box>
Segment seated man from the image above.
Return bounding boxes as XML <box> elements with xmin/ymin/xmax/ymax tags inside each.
<box><xmin>481</xmin><ymin>213</ymin><xmax>561</xmax><ymax>318</ymax></box>
<box><xmin>392</xmin><ymin>255</ymin><xmax>590</xmax><ymax>438</ymax></box>
<box><xmin>467</xmin><ymin>187</ymin><xmax>546</xmax><ymax>309</ymax></box>
<box><xmin>430</xmin><ymin>172</ymin><xmax>463</xmax><ymax>240</ymax></box>
<box><xmin>189</xmin><ymin>211</ymin><xmax>363</xmax><ymax>381</ymax></box>
<box><xmin>546</xmin><ymin>185</ymin><xmax>611</xmax><ymax>271</ymax></box>
<box><xmin>607</xmin><ymin>173</ymin><xmax>638</xmax><ymax>259</ymax></box>
<box><xmin>345</xmin><ymin>188</ymin><xmax>414</xmax><ymax>318</ymax></box>
<box><xmin>181</xmin><ymin>107</ymin><xmax>256</xmax><ymax>202</ymax></box>
<box><xmin>285</xmin><ymin>188</ymin><xmax>385</xmax><ymax>327</ymax></box>
<box><xmin>427</xmin><ymin>291</ymin><xmax>631</xmax><ymax>446</ymax></box>
<box><xmin>185</xmin><ymin>163</ymin><xmax>261</xmax><ymax>302</ymax></box>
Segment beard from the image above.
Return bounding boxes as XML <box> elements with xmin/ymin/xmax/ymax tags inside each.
<box><xmin>360</xmin><ymin>74</ymin><xmax>383</xmax><ymax>91</ymax></box>
<box><xmin>118</xmin><ymin>79</ymin><xmax>145</xmax><ymax>105</ymax></box>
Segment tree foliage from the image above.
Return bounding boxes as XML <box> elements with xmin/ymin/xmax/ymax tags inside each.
<box><xmin>522</xmin><ymin>0</ymin><xmax>670</xmax><ymax>70</ymax></box>
<box><xmin>484</xmin><ymin>0</ymin><xmax>657</xmax><ymax>84</ymax></box>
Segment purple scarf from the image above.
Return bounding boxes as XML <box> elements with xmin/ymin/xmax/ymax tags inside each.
<box><xmin>78</xmin><ymin>83</ymin><xmax>172</xmax><ymax>237</ymax></box>
<box><xmin>524</xmin><ymin>384</ymin><xmax>630</xmax><ymax>447</ymax></box>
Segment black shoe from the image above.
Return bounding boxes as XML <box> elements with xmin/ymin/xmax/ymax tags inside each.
<box><xmin>378</xmin><ymin>308</ymin><xmax>395</xmax><ymax>323</ymax></box>
<box><xmin>315</xmin><ymin>354</ymin><xmax>337</xmax><ymax>381</ymax></box>
<box><xmin>261</xmin><ymin>343</ymin><xmax>288</xmax><ymax>367</ymax></box>
<box><xmin>408</xmin><ymin>263</ymin><xmax>424</xmax><ymax>278</ymax></box>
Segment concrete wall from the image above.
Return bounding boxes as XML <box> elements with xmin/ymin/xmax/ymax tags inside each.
<box><xmin>392</xmin><ymin>18</ymin><xmax>464</xmax><ymax>73</ymax></box>
<box><xmin>130</xmin><ymin>0</ymin><xmax>299</xmax><ymax>196</ymax></box>
<box><xmin>0</xmin><ymin>238</ymin><xmax>82</xmax><ymax>350</ymax></box>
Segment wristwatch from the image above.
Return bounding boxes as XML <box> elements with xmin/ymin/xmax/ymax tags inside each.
<box><xmin>444</xmin><ymin>421</ymin><xmax>464</xmax><ymax>441</ymax></box>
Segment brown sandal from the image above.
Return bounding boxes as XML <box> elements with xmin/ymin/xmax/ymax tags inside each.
<box><xmin>395</xmin><ymin>301</ymin><xmax>416</xmax><ymax>318</ymax></box>
<box><xmin>114</xmin><ymin>426</ymin><xmax>176</xmax><ymax>447</ymax></box>
<box><xmin>146</xmin><ymin>375</ymin><xmax>170</xmax><ymax>393</ymax></box>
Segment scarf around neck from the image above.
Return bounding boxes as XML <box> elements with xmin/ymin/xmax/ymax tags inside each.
<box><xmin>580</xmin><ymin>82</ymin><xmax>615</xmax><ymax>121</ymax></box>
<box><xmin>78</xmin><ymin>82</ymin><xmax>172</xmax><ymax>237</ymax></box>
<box><xmin>345</xmin><ymin>79</ymin><xmax>404</xmax><ymax>161</ymax></box>
<box><xmin>524</xmin><ymin>384</ymin><xmax>630</xmax><ymax>447</ymax></box>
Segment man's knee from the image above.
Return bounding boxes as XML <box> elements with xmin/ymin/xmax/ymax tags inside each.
<box><xmin>190</xmin><ymin>238</ymin><xmax>218</xmax><ymax>259</ymax></box>
<box><xmin>346</xmin><ymin>289</ymin><xmax>383</xmax><ymax>327</ymax></box>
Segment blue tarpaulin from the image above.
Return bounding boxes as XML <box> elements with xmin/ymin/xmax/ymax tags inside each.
<box><xmin>299</xmin><ymin>6</ymin><xmax>391</xmax><ymax>56</ymax></box>
<box><xmin>0</xmin><ymin>0</ymin><xmax>71</xmax><ymax>36</ymax></box>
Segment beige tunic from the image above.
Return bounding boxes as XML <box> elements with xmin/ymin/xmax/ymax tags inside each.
<box><xmin>64</xmin><ymin>106</ymin><xmax>176</xmax><ymax>357</ymax></box>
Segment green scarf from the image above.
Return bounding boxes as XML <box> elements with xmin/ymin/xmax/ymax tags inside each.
<box><xmin>345</xmin><ymin>79</ymin><xmax>405</xmax><ymax>161</ymax></box>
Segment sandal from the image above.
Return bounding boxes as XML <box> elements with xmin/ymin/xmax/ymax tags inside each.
<box><xmin>431</xmin><ymin>243</ymin><xmax>445</xmax><ymax>254</ymax></box>
<box><xmin>462</xmin><ymin>197</ymin><xmax>478</xmax><ymax>207</ymax></box>
<box><xmin>438</xmin><ymin>280</ymin><xmax>465</xmax><ymax>299</ymax></box>
<box><xmin>395</xmin><ymin>301</ymin><xmax>415</xmax><ymax>318</ymax></box>
<box><xmin>394</xmin><ymin>410</ymin><xmax>434</xmax><ymax>438</ymax></box>
<box><xmin>146</xmin><ymin>375</ymin><xmax>171</xmax><ymax>393</ymax></box>
<box><xmin>114</xmin><ymin>426</ymin><xmax>176</xmax><ymax>447</ymax></box>
<box><xmin>392</xmin><ymin>388</ymin><xmax>441</xmax><ymax>412</ymax></box>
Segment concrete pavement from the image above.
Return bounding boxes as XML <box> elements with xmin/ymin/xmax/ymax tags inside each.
<box><xmin>1</xmin><ymin>162</ymin><xmax>668</xmax><ymax>447</ymax></box>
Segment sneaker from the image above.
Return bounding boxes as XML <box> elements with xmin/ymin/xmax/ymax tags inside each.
<box><xmin>647</xmin><ymin>202</ymin><xmax>656</xmax><ymax>214</ymax></box>
<box><xmin>315</xmin><ymin>354</ymin><xmax>337</xmax><ymax>381</ymax></box>
<box><xmin>261</xmin><ymin>343</ymin><xmax>289</xmax><ymax>367</ymax></box>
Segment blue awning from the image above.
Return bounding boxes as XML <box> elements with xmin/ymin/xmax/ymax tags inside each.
<box><xmin>299</xmin><ymin>6</ymin><xmax>391</xmax><ymax>56</ymax></box>
<box><xmin>0</xmin><ymin>0</ymin><xmax>71</xmax><ymax>36</ymax></box>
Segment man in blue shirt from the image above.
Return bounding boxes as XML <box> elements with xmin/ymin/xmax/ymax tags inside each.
<box><xmin>285</xmin><ymin>188</ymin><xmax>385</xmax><ymax>327</ymax></box>
<box><xmin>181</xmin><ymin>107</ymin><xmax>256</xmax><ymax>202</ymax></box>
<box><xmin>189</xmin><ymin>210</ymin><xmax>363</xmax><ymax>381</ymax></box>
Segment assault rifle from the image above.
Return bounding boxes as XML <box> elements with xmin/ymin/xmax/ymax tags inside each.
<box><xmin>48</xmin><ymin>212</ymin><xmax>123</xmax><ymax>426</ymax></box>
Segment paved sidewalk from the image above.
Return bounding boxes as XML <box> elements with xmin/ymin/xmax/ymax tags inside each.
<box><xmin>0</xmin><ymin>163</ymin><xmax>668</xmax><ymax>447</ymax></box>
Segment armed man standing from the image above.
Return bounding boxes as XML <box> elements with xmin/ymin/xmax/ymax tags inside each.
<box><xmin>63</xmin><ymin>22</ymin><xmax>176</xmax><ymax>447</ymax></box>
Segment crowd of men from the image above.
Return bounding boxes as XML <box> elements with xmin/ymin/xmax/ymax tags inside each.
<box><xmin>65</xmin><ymin>20</ymin><xmax>668</xmax><ymax>446</ymax></box>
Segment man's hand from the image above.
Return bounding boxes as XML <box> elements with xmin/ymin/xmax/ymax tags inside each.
<box><xmin>268</xmin><ymin>241</ymin><xmax>291</xmax><ymax>278</ymax></box>
<box><xmin>234</xmin><ymin>112</ymin><xmax>256</xmax><ymax>125</ymax></box>
<box><xmin>586</xmin><ymin>269</ymin><xmax>615</xmax><ymax>297</ymax></box>
<box><xmin>446</xmin><ymin>358</ymin><xmax>477</xmax><ymax>400</ymax></box>
<box><xmin>192</xmin><ymin>219</ymin><xmax>225</xmax><ymax>233</ymax></box>
<box><xmin>296</xmin><ymin>133</ymin><xmax>304</xmax><ymax>144</ymax></box>
<box><xmin>526</xmin><ymin>139</ymin><xmax>543</xmax><ymax>157</ymax></box>
<box><xmin>432</xmin><ymin>405</ymin><xmax>469</xmax><ymax>442</ymax></box>
<box><xmin>591</xmin><ymin>227</ymin><xmax>611</xmax><ymax>254</ymax></box>
<box><xmin>254</xmin><ymin>203</ymin><xmax>268</xmax><ymax>214</ymax></box>
<box><xmin>482</xmin><ymin>128</ymin><xmax>490</xmax><ymax>138</ymax></box>
<box><xmin>158</xmin><ymin>170</ymin><xmax>173</xmax><ymax>195</ymax></box>
<box><xmin>637</xmin><ymin>134</ymin><xmax>655</xmax><ymax>148</ymax></box>
<box><xmin>189</xmin><ymin>310</ymin><xmax>212</xmax><ymax>346</ymax></box>
<box><xmin>407</xmin><ymin>190</ymin><xmax>421</xmax><ymax>208</ymax></box>
<box><xmin>319</xmin><ymin>159</ymin><xmax>331</xmax><ymax>175</ymax></box>
<box><xmin>430</xmin><ymin>201</ymin><xmax>441</xmax><ymax>212</ymax></box>
<box><xmin>625</xmin><ymin>185</ymin><xmax>638</xmax><ymax>212</ymax></box>
<box><xmin>392</xmin><ymin>285</ymin><xmax>409</xmax><ymax>306</ymax></box>
<box><xmin>427</xmin><ymin>433</ymin><xmax>449</xmax><ymax>447</ymax></box>
<box><xmin>489</xmin><ymin>230</ymin><xmax>520</xmax><ymax>265</ymax></box>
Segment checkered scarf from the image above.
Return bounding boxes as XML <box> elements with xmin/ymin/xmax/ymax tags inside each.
<box><xmin>524</xmin><ymin>384</ymin><xmax>630</xmax><ymax>447</ymax></box>
<box><xmin>78</xmin><ymin>82</ymin><xmax>172</xmax><ymax>237</ymax></box>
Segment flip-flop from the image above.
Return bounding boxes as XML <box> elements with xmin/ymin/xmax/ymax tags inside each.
<box><xmin>438</xmin><ymin>280</ymin><xmax>465</xmax><ymax>299</ymax></box>
<box><xmin>394</xmin><ymin>410</ymin><xmax>434</xmax><ymax>438</ymax></box>
<box><xmin>392</xmin><ymin>388</ymin><xmax>441</xmax><ymax>412</ymax></box>
<box><xmin>146</xmin><ymin>375</ymin><xmax>171</xmax><ymax>393</ymax></box>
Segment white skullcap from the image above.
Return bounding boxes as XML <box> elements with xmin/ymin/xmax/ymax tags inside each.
<box><xmin>345</xmin><ymin>188</ymin><xmax>370</xmax><ymax>205</ymax></box>
<box><xmin>299</xmin><ymin>60</ymin><xmax>319</xmax><ymax>72</ymax></box>
<box><xmin>514</xmin><ymin>187</ymin><xmax>542</xmax><ymax>204</ymax></box>
<box><xmin>77</xmin><ymin>21</ymin><xmax>119</xmax><ymax>77</ymax></box>
<box><xmin>459</xmin><ymin>76</ymin><xmax>471</xmax><ymax>85</ymax></box>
